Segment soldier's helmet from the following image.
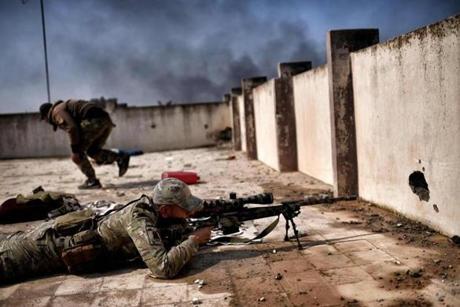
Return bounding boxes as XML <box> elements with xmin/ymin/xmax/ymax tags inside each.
<box><xmin>153</xmin><ymin>178</ymin><xmax>203</xmax><ymax>212</ymax></box>
<box><xmin>39</xmin><ymin>102</ymin><xmax>52</xmax><ymax>120</ymax></box>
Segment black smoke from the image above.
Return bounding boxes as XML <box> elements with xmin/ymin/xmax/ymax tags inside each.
<box><xmin>0</xmin><ymin>0</ymin><xmax>459</xmax><ymax>113</ymax></box>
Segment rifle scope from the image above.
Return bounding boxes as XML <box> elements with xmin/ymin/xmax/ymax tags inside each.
<box><xmin>230</xmin><ymin>192</ymin><xmax>274</xmax><ymax>205</ymax></box>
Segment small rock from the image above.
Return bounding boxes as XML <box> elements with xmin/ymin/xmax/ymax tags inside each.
<box><xmin>408</xmin><ymin>269</ymin><xmax>422</xmax><ymax>278</ymax></box>
<box><xmin>272</xmin><ymin>249</ymin><xmax>277</xmax><ymax>254</ymax></box>
<box><xmin>116</xmin><ymin>191</ymin><xmax>125</xmax><ymax>197</ymax></box>
<box><xmin>434</xmin><ymin>259</ymin><xmax>441</xmax><ymax>265</ymax></box>
<box><xmin>192</xmin><ymin>297</ymin><xmax>202</xmax><ymax>305</ymax></box>
<box><xmin>258</xmin><ymin>297</ymin><xmax>266</xmax><ymax>302</ymax></box>
<box><xmin>377</xmin><ymin>299</ymin><xmax>384</xmax><ymax>302</ymax></box>
<box><xmin>327</xmin><ymin>252</ymin><xmax>332</xmax><ymax>255</ymax></box>
<box><xmin>275</xmin><ymin>273</ymin><xmax>283</xmax><ymax>280</ymax></box>
<box><xmin>396</xmin><ymin>223</ymin><xmax>403</xmax><ymax>228</ymax></box>
<box><xmin>394</xmin><ymin>260</ymin><xmax>401</xmax><ymax>265</ymax></box>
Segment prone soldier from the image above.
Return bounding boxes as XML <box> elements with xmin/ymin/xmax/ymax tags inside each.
<box><xmin>0</xmin><ymin>178</ymin><xmax>212</xmax><ymax>284</ymax></box>
<box><xmin>39</xmin><ymin>99</ymin><xmax>130</xmax><ymax>189</ymax></box>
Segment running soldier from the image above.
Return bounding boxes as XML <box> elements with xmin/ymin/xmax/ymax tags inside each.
<box><xmin>0</xmin><ymin>178</ymin><xmax>211</xmax><ymax>283</ymax></box>
<box><xmin>39</xmin><ymin>99</ymin><xmax>130</xmax><ymax>189</ymax></box>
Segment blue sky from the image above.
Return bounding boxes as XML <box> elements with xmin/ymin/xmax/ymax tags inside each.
<box><xmin>0</xmin><ymin>0</ymin><xmax>459</xmax><ymax>113</ymax></box>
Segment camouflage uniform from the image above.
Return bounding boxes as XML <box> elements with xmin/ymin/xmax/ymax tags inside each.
<box><xmin>47</xmin><ymin>99</ymin><xmax>122</xmax><ymax>180</ymax></box>
<box><xmin>0</xmin><ymin>179</ymin><xmax>202</xmax><ymax>283</ymax></box>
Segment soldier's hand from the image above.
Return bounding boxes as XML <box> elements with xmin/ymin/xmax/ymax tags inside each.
<box><xmin>190</xmin><ymin>226</ymin><xmax>212</xmax><ymax>245</ymax></box>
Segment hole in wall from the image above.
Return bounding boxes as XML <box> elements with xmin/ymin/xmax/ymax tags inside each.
<box><xmin>204</xmin><ymin>124</ymin><xmax>209</xmax><ymax>129</ymax></box>
<box><xmin>408</xmin><ymin>171</ymin><xmax>430</xmax><ymax>202</ymax></box>
<box><xmin>432</xmin><ymin>204</ymin><xmax>439</xmax><ymax>213</ymax></box>
<box><xmin>151</xmin><ymin>123</ymin><xmax>156</xmax><ymax>129</ymax></box>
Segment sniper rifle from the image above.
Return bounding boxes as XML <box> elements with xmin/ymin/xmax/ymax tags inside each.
<box><xmin>190</xmin><ymin>192</ymin><xmax>356</xmax><ymax>249</ymax></box>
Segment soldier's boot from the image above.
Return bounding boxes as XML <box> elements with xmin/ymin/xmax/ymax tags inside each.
<box><xmin>78</xmin><ymin>178</ymin><xmax>102</xmax><ymax>190</ymax></box>
<box><xmin>117</xmin><ymin>154</ymin><xmax>130</xmax><ymax>177</ymax></box>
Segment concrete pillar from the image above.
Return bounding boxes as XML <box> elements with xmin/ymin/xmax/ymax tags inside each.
<box><xmin>278</xmin><ymin>61</ymin><xmax>312</xmax><ymax>78</ymax></box>
<box><xmin>327</xmin><ymin>29</ymin><xmax>379</xmax><ymax>197</ymax></box>
<box><xmin>242</xmin><ymin>76</ymin><xmax>267</xmax><ymax>160</ymax></box>
<box><xmin>230</xmin><ymin>87</ymin><xmax>242</xmax><ymax>150</ymax></box>
<box><xmin>275</xmin><ymin>61</ymin><xmax>312</xmax><ymax>171</ymax></box>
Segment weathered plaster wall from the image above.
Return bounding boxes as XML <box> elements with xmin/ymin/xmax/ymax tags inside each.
<box><xmin>0</xmin><ymin>113</ymin><xmax>71</xmax><ymax>158</ymax></box>
<box><xmin>253</xmin><ymin>80</ymin><xmax>280</xmax><ymax>170</ymax></box>
<box><xmin>351</xmin><ymin>15</ymin><xmax>460</xmax><ymax>236</ymax></box>
<box><xmin>0</xmin><ymin>102</ymin><xmax>230</xmax><ymax>158</ymax></box>
<box><xmin>238</xmin><ymin>95</ymin><xmax>247</xmax><ymax>152</ymax></box>
<box><xmin>293</xmin><ymin>65</ymin><xmax>333</xmax><ymax>185</ymax></box>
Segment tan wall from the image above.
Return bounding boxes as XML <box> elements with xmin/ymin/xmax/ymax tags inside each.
<box><xmin>0</xmin><ymin>102</ymin><xmax>230</xmax><ymax>158</ymax></box>
<box><xmin>351</xmin><ymin>15</ymin><xmax>460</xmax><ymax>236</ymax></box>
<box><xmin>238</xmin><ymin>95</ymin><xmax>247</xmax><ymax>152</ymax></box>
<box><xmin>293</xmin><ymin>65</ymin><xmax>333</xmax><ymax>185</ymax></box>
<box><xmin>253</xmin><ymin>80</ymin><xmax>279</xmax><ymax>170</ymax></box>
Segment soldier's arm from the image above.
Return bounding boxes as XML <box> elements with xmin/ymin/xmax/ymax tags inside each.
<box><xmin>53</xmin><ymin>109</ymin><xmax>81</xmax><ymax>152</ymax></box>
<box><xmin>126</xmin><ymin>203</ymin><xmax>199</xmax><ymax>279</ymax></box>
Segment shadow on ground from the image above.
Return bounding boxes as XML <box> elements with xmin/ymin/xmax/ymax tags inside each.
<box><xmin>104</xmin><ymin>180</ymin><xmax>160</xmax><ymax>190</ymax></box>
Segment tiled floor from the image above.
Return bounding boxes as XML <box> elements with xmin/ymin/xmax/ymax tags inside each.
<box><xmin>0</xmin><ymin>147</ymin><xmax>459</xmax><ymax>306</ymax></box>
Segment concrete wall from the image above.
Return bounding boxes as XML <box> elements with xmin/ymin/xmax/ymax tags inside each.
<box><xmin>237</xmin><ymin>95</ymin><xmax>247</xmax><ymax>152</ymax></box>
<box><xmin>0</xmin><ymin>102</ymin><xmax>231</xmax><ymax>158</ymax></box>
<box><xmin>293</xmin><ymin>65</ymin><xmax>333</xmax><ymax>185</ymax></box>
<box><xmin>253</xmin><ymin>80</ymin><xmax>280</xmax><ymax>170</ymax></box>
<box><xmin>0</xmin><ymin>113</ymin><xmax>71</xmax><ymax>158</ymax></box>
<box><xmin>351</xmin><ymin>15</ymin><xmax>460</xmax><ymax>236</ymax></box>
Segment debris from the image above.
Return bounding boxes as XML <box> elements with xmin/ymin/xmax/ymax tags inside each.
<box><xmin>433</xmin><ymin>259</ymin><xmax>441</xmax><ymax>265</ymax></box>
<box><xmin>433</xmin><ymin>204</ymin><xmax>439</xmax><ymax>212</ymax></box>
<box><xmin>258</xmin><ymin>297</ymin><xmax>266</xmax><ymax>302</ymax></box>
<box><xmin>394</xmin><ymin>260</ymin><xmax>401</xmax><ymax>265</ymax></box>
<box><xmin>342</xmin><ymin>220</ymin><xmax>362</xmax><ymax>225</ymax></box>
<box><xmin>275</xmin><ymin>273</ymin><xmax>283</xmax><ymax>280</ymax></box>
<box><xmin>396</xmin><ymin>223</ymin><xmax>403</xmax><ymax>228</ymax></box>
<box><xmin>407</xmin><ymin>269</ymin><xmax>423</xmax><ymax>278</ymax></box>
<box><xmin>192</xmin><ymin>297</ymin><xmax>202</xmax><ymax>305</ymax></box>
<box><xmin>116</xmin><ymin>191</ymin><xmax>125</xmax><ymax>197</ymax></box>
<box><xmin>272</xmin><ymin>249</ymin><xmax>277</xmax><ymax>254</ymax></box>
<box><xmin>193</xmin><ymin>279</ymin><xmax>206</xmax><ymax>286</ymax></box>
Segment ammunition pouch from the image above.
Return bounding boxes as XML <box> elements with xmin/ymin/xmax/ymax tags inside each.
<box><xmin>61</xmin><ymin>229</ymin><xmax>106</xmax><ymax>274</ymax></box>
<box><xmin>54</xmin><ymin>209</ymin><xmax>95</xmax><ymax>236</ymax></box>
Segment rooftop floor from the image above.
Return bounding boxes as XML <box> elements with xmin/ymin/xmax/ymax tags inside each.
<box><xmin>0</xmin><ymin>147</ymin><xmax>459</xmax><ymax>306</ymax></box>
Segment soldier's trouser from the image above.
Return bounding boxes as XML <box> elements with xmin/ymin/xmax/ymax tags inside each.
<box><xmin>0</xmin><ymin>223</ymin><xmax>64</xmax><ymax>283</ymax></box>
<box><xmin>77</xmin><ymin>116</ymin><xmax>120</xmax><ymax>180</ymax></box>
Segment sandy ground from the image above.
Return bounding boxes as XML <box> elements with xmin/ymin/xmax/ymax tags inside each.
<box><xmin>0</xmin><ymin>146</ymin><xmax>459</xmax><ymax>306</ymax></box>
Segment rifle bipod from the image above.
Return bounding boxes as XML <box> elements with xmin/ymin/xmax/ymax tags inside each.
<box><xmin>283</xmin><ymin>216</ymin><xmax>303</xmax><ymax>250</ymax></box>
